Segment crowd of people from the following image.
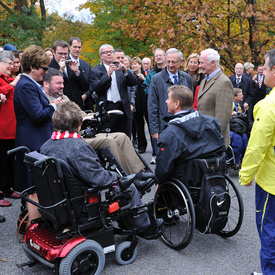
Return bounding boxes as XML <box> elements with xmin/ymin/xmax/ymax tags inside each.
<box><xmin>0</xmin><ymin>39</ymin><xmax>274</xmax><ymax>275</ymax></box>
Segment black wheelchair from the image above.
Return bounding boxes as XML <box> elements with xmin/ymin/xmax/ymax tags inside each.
<box><xmin>9</xmin><ymin>146</ymin><xmax>160</xmax><ymax>275</ymax></box>
<box><xmin>153</xmin><ymin>153</ymin><xmax>244</xmax><ymax>250</ymax></box>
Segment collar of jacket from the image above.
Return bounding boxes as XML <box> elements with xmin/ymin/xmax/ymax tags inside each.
<box><xmin>162</xmin><ymin>67</ymin><xmax>186</xmax><ymax>84</ymax></box>
<box><xmin>163</xmin><ymin>109</ymin><xmax>194</xmax><ymax>122</ymax></box>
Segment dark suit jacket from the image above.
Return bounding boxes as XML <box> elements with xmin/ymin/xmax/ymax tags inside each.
<box><xmin>228</xmin><ymin>74</ymin><xmax>254</xmax><ymax>106</ymax></box>
<box><xmin>252</xmin><ymin>74</ymin><xmax>266</xmax><ymax>104</ymax></box>
<box><xmin>49</xmin><ymin>58</ymin><xmax>90</xmax><ymax>110</ymax></box>
<box><xmin>90</xmin><ymin>64</ymin><xmax>136</xmax><ymax>119</ymax></box>
<box><xmin>13</xmin><ymin>74</ymin><xmax>55</xmax><ymax>191</ymax></box>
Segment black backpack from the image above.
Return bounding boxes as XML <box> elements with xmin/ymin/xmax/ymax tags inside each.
<box><xmin>188</xmin><ymin>154</ymin><xmax>231</xmax><ymax>234</ymax></box>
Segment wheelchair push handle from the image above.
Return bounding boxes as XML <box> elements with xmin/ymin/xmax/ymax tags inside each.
<box><xmin>7</xmin><ymin>146</ymin><xmax>30</xmax><ymax>155</ymax></box>
<box><xmin>34</xmin><ymin>156</ymin><xmax>64</xmax><ymax>179</ymax></box>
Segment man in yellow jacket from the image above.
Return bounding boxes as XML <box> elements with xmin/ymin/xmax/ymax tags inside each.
<box><xmin>239</xmin><ymin>49</ymin><xmax>275</xmax><ymax>275</ymax></box>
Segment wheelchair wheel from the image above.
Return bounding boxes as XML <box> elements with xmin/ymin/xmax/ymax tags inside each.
<box><xmin>154</xmin><ymin>179</ymin><xmax>195</xmax><ymax>250</ymax></box>
<box><xmin>217</xmin><ymin>174</ymin><xmax>244</xmax><ymax>238</ymax></box>
<box><xmin>59</xmin><ymin>240</ymin><xmax>105</xmax><ymax>275</ymax></box>
<box><xmin>115</xmin><ymin>241</ymin><xmax>137</xmax><ymax>265</ymax></box>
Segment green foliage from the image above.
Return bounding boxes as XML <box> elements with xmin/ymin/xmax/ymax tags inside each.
<box><xmin>0</xmin><ymin>5</ymin><xmax>47</xmax><ymax>49</ymax></box>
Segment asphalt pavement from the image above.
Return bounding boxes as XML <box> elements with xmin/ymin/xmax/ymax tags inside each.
<box><xmin>0</xmin><ymin>130</ymin><xmax>261</xmax><ymax>275</ymax></box>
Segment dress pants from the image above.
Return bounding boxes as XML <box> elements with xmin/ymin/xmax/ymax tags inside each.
<box><xmin>84</xmin><ymin>132</ymin><xmax>144</xmax><ymax>175</ymax></box>
<box><xmin>106</xmin><ymin>101</ymin><xmax>131</xmax><ymax>138</ymax></box>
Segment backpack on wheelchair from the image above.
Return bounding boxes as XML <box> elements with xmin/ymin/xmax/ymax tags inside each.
<box><xmin>154</xmin><ymin>153</ymin><xmax>244</xmax><ymax>250</ymax></box>
<box><xmin>9</xmin><ymin>146</ymin><xmax>160</xmax><ymax>275</ymax></box>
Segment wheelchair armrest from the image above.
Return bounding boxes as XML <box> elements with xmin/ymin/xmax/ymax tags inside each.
<box><xmin>118</xmin><ymin>174</ymin><xmax>136</xmax><ymax>190</ymax></box>
<box><xmin>7</xmin><ymin>146</ymin><xmax>30</xmax><ymax>155</ymax></box>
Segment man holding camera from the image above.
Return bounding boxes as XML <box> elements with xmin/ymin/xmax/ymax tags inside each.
<box><xmin>49</xmin><ymin>39</ymin><xmax>89</xmax><ymax>110</ymax></box>
<box><xmin>91</xmin><ymin>44</ymin><xmax>136</xmax><ymax>138</ymax></box>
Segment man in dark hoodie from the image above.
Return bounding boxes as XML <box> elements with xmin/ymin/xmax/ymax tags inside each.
<box><xmin>155</xmin><ymin>85</ymin><xmax>225</xmax><ymax>183</ymax></box>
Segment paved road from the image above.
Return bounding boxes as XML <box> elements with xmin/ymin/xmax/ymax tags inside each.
<box><xmin>0</xmin><ymin>133</ymin><xmax>261</xmax><ymax>275</ymax></box>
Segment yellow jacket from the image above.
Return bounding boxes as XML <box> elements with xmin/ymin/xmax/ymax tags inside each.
<box><xmin>239</xmin><ymin>87</ymin><xmax>275</xmax><ymax>195</ymax></box>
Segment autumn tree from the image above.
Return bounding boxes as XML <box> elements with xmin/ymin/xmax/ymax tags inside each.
<box><xmin>79</xmin><ymin>0</ymin><xmax>153</xmax><ymax>66</ymax></box>
<box><xmin>81</xmin><ymin>0</ymin><xmax>275</xmax><ymax>72</ymax></box>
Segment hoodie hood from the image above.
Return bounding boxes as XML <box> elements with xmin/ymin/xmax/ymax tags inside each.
<box><xmin>169</xmin><ymin>110</ymin><xmax>206</xmax><ymax>139</ymax></box>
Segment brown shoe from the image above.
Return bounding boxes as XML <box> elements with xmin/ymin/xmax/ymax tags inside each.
<box><xmin>0</xmin><ymin>199</ymin><xmax>12</xmax><ymax>207</ymax></box>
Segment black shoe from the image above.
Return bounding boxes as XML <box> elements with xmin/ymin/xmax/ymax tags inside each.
<box><xmin>0</xmin><ymin>215</ymin><xmax>6</xmax><ymax>223</ymax></box>
<box><xmin>134</xmin><ymin>178</ymin><xmax>155</xmax><ymax>193</ymax></box>
<box><xmin>136</xmin><ymin>170</ymin><xmax>155</xmax><ymax>181</ymax></box>
<box><xmin>132</xmin><ymin>140</ymin><xmax>138</xmax><ymax>149</ymax></box>
<box><xmin>138</xmin><ymin>148</ymin><xmax>146</xmax><ymax>154</ymax></box>
<box><xmin>137</xmin><ymin>218</ymin><xmax>163</xmax><ymax>240</ymax></box>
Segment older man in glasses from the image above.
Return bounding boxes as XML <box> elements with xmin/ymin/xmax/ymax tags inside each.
<box><xmin>147</xmin><ymin>48</ymin><xmax>193</xmax><ymax>145</ymax></box>
<box><xmin>90</xmin><ymin>44</ymin><xmax>136</xmax><ymax>138</ymax></box>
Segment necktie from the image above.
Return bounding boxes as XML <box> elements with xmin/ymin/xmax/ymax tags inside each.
<box><xmin>236</xmin><ymin>77</ymin><xmax>240</xmax><ymax>86</ymax></box>
<box><xmin>110</xmin><ymin>72</ymin><xmax>120</xmax><ymax>103</ymax></box>
<box><xmin>145</xmin><ymin>71</ymin><xmax>148</xmax><ymax>76</ymax></box>
<box><xmin>259</xmin><ymin>76</ymin><xmax>263</xmax><ymax>88</ymax></box>
<box><xmin>173</xmin><ymin>75</ymin><xmax>178</xmax><ymax>85</ymax></box>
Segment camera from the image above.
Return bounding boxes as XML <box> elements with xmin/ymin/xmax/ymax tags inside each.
<box><xmin>112</xmin><ymin>61</ymin><xmax>119</xmax><ymax>68</ymax></box>
<box><xmin>65</xmin><ymin>60</ymin><xmax>72</xmax><ymax>65</ymax></box>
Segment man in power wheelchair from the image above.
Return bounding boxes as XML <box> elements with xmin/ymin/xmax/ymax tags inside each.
<box><xmin>43</xmin><ymin>68</ymin><xmax>155</xmax><ymax>191</ymax></box>
<box><xmin>154</xmin><ymin>85</ymin><xmax>243</xmax><ymax>250</ymax></box>
<box><xmin>15</xmin><ymin>101</ymin><xmax>163</xmax><ymax>274</ymax></box>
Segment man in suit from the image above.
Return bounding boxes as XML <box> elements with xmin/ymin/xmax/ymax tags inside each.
<box><xmin>91</xmin><ymin>44</ymin><xmax>137</xmax><ymax>138</ymax></box>
<box><xmin>43</xmin><ymin>68</ymin><xmax>154</xmax><ymax>184</ymax></box>
<box><xmin>148</xmin><ymin>48</ymin><xmax>193</xmax><ymax>143</ymax></box>
<box><xmin>142</xmin><ymin>57</ymin><xmax>151</xmax><ymax>76</ymax></box>
<box><xmin>252</xmin><ymin>65</ymin><xmax>267</xmax><ymax>105</ymax></box>
<box><xmin>68</xmin><ymin>37</ymin><xmax>95</xmax><ymax>110</ymax></box>
<box><xmin>142</xmin><ymin>49</ymin><xmax>166</xmax><ymax>164</ymax></box>
<box><xmin>243</xmin><ymin>62</ymin><xmax>255</xmax><ymax>79</ymax></box>
<box><xmin>229</xmin><ymin>63</ymin><xmax>254</xmax><ymax>112</ymax></box>
<box><xmin>49</xmin><ymin>40</ymin><xmax>89</xmax><ymax>110</ymax></box>
<box><xmin>197</xmin><ymin>48</ymin><xmax>234</xmax><ymax>148</ymax></box>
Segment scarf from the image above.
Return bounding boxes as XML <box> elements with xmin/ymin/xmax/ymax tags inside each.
<box><xmin>51</xmin><ymin>131</ymin><xmax>82</xmax><ymax>140</ymax></box>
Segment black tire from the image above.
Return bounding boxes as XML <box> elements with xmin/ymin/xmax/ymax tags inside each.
<box><xmin>217</xmin><ymin>174</ymin><xmax>244</xmax><ymax>238</ymax></box>
<box><xmin>115</xmin><ymin>241</ymin><xmax>137</xmax><ymax>265</ymax></box>
<box><xmin>154</xmin><ymin>179</ymin><xmax>195</xmax><ymax>250</ymax></box>
<box><xmin>59</xmin><ymin>240</ymin><xmax>105</xmax><ymax>275</ymax></box>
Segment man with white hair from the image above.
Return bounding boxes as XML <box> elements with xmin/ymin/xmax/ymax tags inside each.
<box><xmin>229</xmin><ymin>63</ymin><xmax>254</xmax><ymax>112</ymax></box>
<box><xmin>197</xmin><ymin>48</ymin><xmax>234</xmax><ymax>148</ymax></box>
<box><xmin>148</xmin><ymin>48</ymin><xmax>193</xmax><ymax>144</ymax></box>
<box><xmin>142</xmin><ymin>57</ymin><xmax>151</xmax><ymax>76</ymax></box>
<box><xmin>243</xmin><ymin>62</ymin><xmax>255</xmax><ymax>78</ymax></box>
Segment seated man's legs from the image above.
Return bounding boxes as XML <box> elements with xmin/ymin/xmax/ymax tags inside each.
<box><xmin>230</xmin><ymin>131</ymin><xmax>243</xmax><ymax>164</ymax></box>
<box><xmin>84</xmin><ymin>133</ymin><xmax>145</xmax><ymax>175</ymax></box>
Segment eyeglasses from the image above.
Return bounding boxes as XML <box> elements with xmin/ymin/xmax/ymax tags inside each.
<box><xmin>188</xmin><ymin>61</ymin><xmax>198</xmax><ymax>65</ymax></box>
<box><xmin>2</xmin><ymin>60</ymin><xmax>14</xmax><ymax>66</ymax></box>
<box><xmin>39</xmin><ymin>66</ymin><xmax>49</xmax><ymax>71</ymax></box>
<box><xmin>166</xmin><ymin>60</ymin><xmax>180</xmax><ymax>65</ymax></box>
<box><xmin>101</xmin><ymin>50</ymin><xmax>114</xmax><ymax>55</ymax></box>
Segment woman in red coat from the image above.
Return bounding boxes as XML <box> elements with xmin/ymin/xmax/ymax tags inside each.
<box><xmin>0</xmin><ymin>50</ymin><xmax>21</xmax><ymax>208</ymax></box>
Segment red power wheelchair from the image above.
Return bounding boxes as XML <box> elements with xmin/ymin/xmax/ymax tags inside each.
<box><xmin>9</xmin><ymin>146</ymin><xmax>160</xmax><ymax>275</ymax></box>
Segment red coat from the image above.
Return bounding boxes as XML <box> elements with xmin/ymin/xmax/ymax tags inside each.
<box><xmin>0</xmin><ymin>73</ymin><xmax>16</xmax><ymax>139</ymax></box>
